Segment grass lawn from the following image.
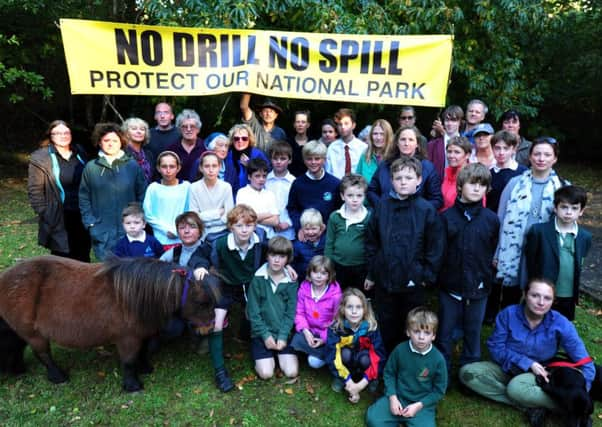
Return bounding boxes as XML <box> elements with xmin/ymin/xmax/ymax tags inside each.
<box><xmin>0</xmin><ymin>156</ymin><xmax>601</xmax><ymax>426</ymax></box>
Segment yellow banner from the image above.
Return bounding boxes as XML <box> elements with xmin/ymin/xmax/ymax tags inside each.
<box><xmin>60</xmin><ymin>19</ymin><xmax>453</xmax><ymax>107</ymax></box>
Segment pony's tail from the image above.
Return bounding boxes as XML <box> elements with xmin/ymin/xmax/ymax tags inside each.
<box><xmin>0</xmin><ymin>317</ymin><xmax>27</xmax><ymax>374</ymax></box>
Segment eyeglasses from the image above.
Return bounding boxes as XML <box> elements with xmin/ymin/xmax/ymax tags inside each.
<box><xmin>400</xmin><ymin>116</ymin><xmax>414</xmax><ymax>120</ymax></box>
<box><xmin>233</xmin><ymin>136</ymin><xmax>249</xmax><ymax>142</ymax></box>
<box><xmin>155</xmin><ymin>111</ymin><xmax>171</xmax><ymax>116</ymax></box>
<box><xmin>180</xmin><ymin>124</ymin><xmax>198</xmax><ymax>130</ymax></box>
<box><xmin>536</xmin><ymin>136</ymin><xmax>557</xmax><ymax>145</ymax></box>
<box><xmin>51</xmin><ymin>131</ymin><xmax>71</xmax><ymax>136</ymax></box>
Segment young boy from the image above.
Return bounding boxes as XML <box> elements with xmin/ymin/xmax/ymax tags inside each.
<box><xmin>325</xmin><ymin>174</ymin><xmax>371</xmax><ymax>293</ymax></box>
<box><xmin>113</xmin><ymin>203</ymin><xmax>164</xmax><ymax>258</ymax></box>
<box><xmin>287</xmin><ymin>140</ymin><xmax>341</xmax><ymax>237</ymax></box>
<box><xmin>365</xmin><ymin>157</ymin><xmax>444</xmax><ymax>353</ymax></box>
<box><xmin>427</xmin><ymin>104</ymin><xmax>464</xmax><ymax>180</ymax></box>
<box><xmin>525</xmin><ymin>185</ymin><xmax>592</xmax><ymax>320</ymax></box>
<box><xmin>265</xmin><ymin>141</ymin><xmax>296</xmax><ymax>241</ymax></box>
<box><xmin>292</xmin><ymin>208</ymin><xmax>326</xmax><ymax>277</ymax></box>
<box><xmin>247</xmin><ymin>236</ymin><xmax>299</xmax><ymax>379</ymax></box>
<box><xmin>325</xmin><ymin>108</ymin><xmax>366</xmax><ymax>179</ymax></box>
<box><xmin>486</xmin><ymin>130</ymin><xmax>528</xmax><ymax>213</ymax></box>
<box><xmin>437</xmin><ymin>163</ymin><xmax>499</xmax><ymax>378</ymax></box>
<box><xmin>236</xmin><ymin>158</ymin><xmax>280</xmax><ymax>239</ymax></box>
<box><xmin>211</xmin><ymin>205</ymin><xmax>264</xmax><ymax>387</ymax></box>
<box><xmin>365</xmin><ymin>307</ymin><xmax>447</xmax><ymax>427</ymax></box>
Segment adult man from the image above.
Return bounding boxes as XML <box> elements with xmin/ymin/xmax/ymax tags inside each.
<box><xmin>398</xmin><ymin>106</ymin><xmax>428</xmax><ymax>153</ymax></box>
<box><xmin>240</xmin><ymin>93</ymin><xmax>287</xmax><ymax>153</ymax></box>
<box><xmin>148</xmin><ymin>102</ymin><xmax>181</xmax><ymax>160</ymax></box>
<box><xmin>500</xmin><ymin>109</ymin><xmax>532</xmax><ymax>166</ymax></box>
<box><xmin>166</xmin><ymin>109</ymin><xmax>206</xmax><ymax>181</ymax></box>
<box><xmin>462</xmin><ymin>99</ymin><xmax>488</xmax><ymax>144</ymax></box>
<box><xmin>325</xmin><ymin>108</ymin><xmax>366</xmax><ymax>179</ymax></box>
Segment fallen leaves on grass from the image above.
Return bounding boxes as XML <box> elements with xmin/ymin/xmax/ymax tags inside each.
<box><xmin>305</xmin><ymin>382</ymin><xmax>315</xmax><ymax>395</ymax></box>
<box><xmin>236</xmin><ymin>373</ymin><xmax>257</xmax><ymax>390</ymax></box>
<box><xmin>284</xmin><ymin>388</ymin><xmax>294</xmax><ymax>395</ymax></box>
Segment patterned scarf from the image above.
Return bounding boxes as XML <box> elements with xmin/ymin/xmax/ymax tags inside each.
<box><xmin>496</xmin><ymin>169</ymin><xmax>564</xmax><ymax>286</ymax></box>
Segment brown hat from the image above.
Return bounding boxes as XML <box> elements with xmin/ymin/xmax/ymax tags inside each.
<box><xmin>255</xmin><ymin>98</ymin><xmax>283</xmax><ymax>114</ymax></box>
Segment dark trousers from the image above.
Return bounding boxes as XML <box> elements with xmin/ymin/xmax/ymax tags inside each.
<box><xmin>553</xmin><ymin>297</ymin><xmax>575</xmax><ymax>321</ymax></box>
<box><xmin>341</xmin><ymin>347</ymin><xmax>371</xmax><ymax>382</ymax></box>
<box><xmin>437</xmin><ymin>291</ymin><xmax>487</xmax><ymax>373</ymax></box>
<box><xmin>375</xmin><ymin>287</ymin><xmax>424</xmax><ymax>353</ymax></box>
<box><xmin>51</xmin><ymin>209</ymin><xmax>91</xmax><ymax>262</ymax></box>
<box><xmin>334</xmin><ymin>262</ymin><xmax>371</xmax><ymax>298</ymax></box>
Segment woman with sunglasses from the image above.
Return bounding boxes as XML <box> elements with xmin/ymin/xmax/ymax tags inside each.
<box><xmin>493</xmin><ymin>137</ymin><xmax>566</xmax><ymax>310</ymax></box>
<box><xmin>28</xmin><ymin>120</ymin><xmax>91</xmax><ymax>261</ymax></box>
<box><xmin>223</xmin><ymin>123</ymin><xmax>269</xmax><ymax>196</ymax></box>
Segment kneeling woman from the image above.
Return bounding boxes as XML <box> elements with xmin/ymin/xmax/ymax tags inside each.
<box><xmin>459</xmin><ymin>278</ymin><xmax>595</xmax><ymax>422</ymax></box>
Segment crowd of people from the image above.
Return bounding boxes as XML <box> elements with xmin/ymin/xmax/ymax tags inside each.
<box><xmin>27</xmin><ymin>95</ymin><xmax>596</xmax><ymax>426</ymax></box>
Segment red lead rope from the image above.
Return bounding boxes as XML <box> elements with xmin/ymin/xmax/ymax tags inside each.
<box><xmin>546</xmin><ymin>356</ymin><xmax>594</xmax><ymax>368</ymax></box>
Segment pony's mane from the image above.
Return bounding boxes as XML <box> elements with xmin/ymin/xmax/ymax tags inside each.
<box><xmin>97</xmin><ymin>257</ymin><xmax>183</xmax><ymax>328</ymax></box>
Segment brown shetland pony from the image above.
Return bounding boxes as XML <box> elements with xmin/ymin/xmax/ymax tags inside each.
<box><xmin>0</xmin><ymin>255</ymin><xmax>219</xmax><ymax>392</ymax></box>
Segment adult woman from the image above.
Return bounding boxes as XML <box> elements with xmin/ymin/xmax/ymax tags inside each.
<box><xmin>356</xmin><ymin>119</ymin><xmax>393</xmax><ymax>184</ymax></box>
<box><xmin>367</xmin><ymin>125</ymin><xmax>442</xmax><ymax>210</ymax></box>
<box><xmin>122</xmin><ymin>117</ymin><xmax>153</xmax><ymax>183</ymax></box>
<box><xmin>28</xmin><ymin>120</ymin><xmax>91</xmax><ymax>261</ymax></box>
<box><xmin>79</xmin><ymin>122</ymin><xmax>147</xmax><ymax>260</ymax></box>
<box><xmin>166</xmin><ymin>109</ymin><xmax>206</xmax><ymax>181</ymax></box>
<box><xmin>223</xmin><ymin>123</ymin><xmax>269</xmax><ymax>196</ymax></box>
<box><xmin>440</xmin><ymin>136</ymin><xmax>472</xmax><ymax>211</ymax></box>
<box><xmin>459</xmin><ymin>279</ymin><xmax>595</xmax><ymax>424</ymax></box>
<box><xmin>289</xmin><ymin>110</ymin><xmax>312</xmax><ymax>177</ymax></box>
<box><xmin>494</xmin><ymin>137</ymin><xmax>565</xmax><ymax>307</ymax></box>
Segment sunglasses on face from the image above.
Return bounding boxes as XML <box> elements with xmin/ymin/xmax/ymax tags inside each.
<box><xmin>400</xmin><ymin>116</ymin><xmax>414</xmax><ymax>120</ymax></box>
<box><xmin>233</xmin><ymin>136</ymin><xmax>249</xmax><ymax>142</ymax></box>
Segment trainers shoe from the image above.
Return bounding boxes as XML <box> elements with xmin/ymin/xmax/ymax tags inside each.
<box><xmin>331</xmin><ymin>378</ymin><xmax>344</xmax><ymax>393</ymax></box>
<box><xmin>215</xmin><ymin>368</ymin><xmax>235</xmax><ymax>393</ymax></box>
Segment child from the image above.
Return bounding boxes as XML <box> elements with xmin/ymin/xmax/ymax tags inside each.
<box><xmin>292</xmin><ymin>208</ymin><xmax>326</xmax><ymax>277</ymax></box>
<box><xmin>143</xmin><ymin>151</ymin><xmax>190</xmax><ymax>249</ymax></box>
<box><xmin>159</xmin><ymin>211</ymin><xmax>234</xmax><ymax>392</ymax></box>
<box><xmin>365</xmin><ymin>307</ymin><xmax>447</xmax><ymax>427</ymax></box>
<box><xmin>189</xmin><ymin>151</ymin><xmax>234</xmax><ymax>239</ymax></box>
<box><xmin>437</xmin><ymin>163</ymin><xmax>499</xmax><ymax>378</ymax></box>
<box><xmin>486</xmin><ymin>130</ymin><xmax>528</xmax><ymax>213</ymax></box>
<box><xmin>265</xmin><ymin>141</ymin><xmax>296</xmax><ymax>241</ymax></box>
<box><xmin>326</xmin><ymin>288</ymin><xmax>386</xmax><ymax>404</ymax></box>
<box><xmin>325</xmin><ymin>174</ymin><xmax>371</xmax><ymax>293</ymax></box>
<box><xmin>427</xmin><ymin>104</ymin><xmax>463</xmax><ymax>181</ymax></box>
<box><xmin>326</xmin><ymin>108</ymin><xmax>366</xmax><ymax>179</ymax></box>
<box><xmin>365</xmin><ymin>157</ymin><xmax>444</xmax><ymax>353</ymax></box>
<box><xmin>236</xmin><ymin>157</ymin><xmax>280</xmax><ymax>239</ymax></box>
<box><xmin>113</xmin><ymin>203</ymin><xmax>164</xmax><ymax>258</ymax></box>
<box><xmin>246</xmin><ymin>236</ymin><xmax>299</xmax><ymax>379</ymax></box>
<box><xmin>287</xmin><ymin>140</ymin><xmax>341</xmax><ymax>236</ymax></box>
<box><xmin>212</xmin><ymin>204</ymin><xmax>265</xmax><ymax>345</ymax></box>
<box><xmin>525</xmin><ymin>185</ymin><xmax>592</xmax><ymax>320</ymax></box>
<box><xmin>290</xmin><ymin>256</ymin><xmax>342</xmax><ymax>369</ymax></box>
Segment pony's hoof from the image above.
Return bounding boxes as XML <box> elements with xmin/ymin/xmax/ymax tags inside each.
<box><xmin>123</xmin><ymin>379</ymin><xmax>143</xmax><ymax>392</ymax></box>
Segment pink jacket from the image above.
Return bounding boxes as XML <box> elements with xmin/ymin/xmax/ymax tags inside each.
<box><xmin>295</xmin><ymin>280</ymin><xmax>342</xmax><ymax>342</ymax></box>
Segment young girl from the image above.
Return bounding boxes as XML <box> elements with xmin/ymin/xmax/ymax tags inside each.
<box><xmin>143</xmin><ymin>151</ymin><xmax>190</xmax><ymax>250</ymax></box>
<box><xmin>326</xmin><ymin>288</ymin><xmax>386</xmax><ymax>404</ymax></box>
<box><xmin>189</xmin><ymin>151</ymin><xmax>234</xmax><ymax>239</ymax></box>
<box><xmin>290</xmin><ymin>256</ymin><xmax>342</xmax><ymax>369</ymax></box>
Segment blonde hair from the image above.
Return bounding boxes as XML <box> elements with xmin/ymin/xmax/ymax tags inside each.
<box><xmin>406</xmin><ymin>306</ymin><xmax>438</xmax><ymax>333</ymax></box>
<box><xmin>364</xmin><ymin>119</ymin><xmax>393</xmax><ymax>163</ymax></box>
<box><xmin>306</xmin><ymin>255</ymin><xmax>336</xmax><ymax>283</ymax></box>
<box><xmin>122</xmin><ymin>117</ymin><xmax>150</xmax><ymax>145</ymax></box>
<box><xmin>300</xmin><ymin>208</ymin><xmax>323</xmax><ymax>228</ymax></box>
<box><xmin>331</xmin><ymin>288</ymin><xmax>378</xmax><ymax>332</ymax></box>
<box><xmin>228</xmin><ymin>123</ymin><xmax>256</xmax><ymax>148</ymax></box>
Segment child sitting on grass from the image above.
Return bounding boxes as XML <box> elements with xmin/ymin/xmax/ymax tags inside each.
<box><xmin>247</xmin><ymin>236</ymin><xmax>299</xmax><ymax>379</ymax></box>
<box><xmin>290</xmin><ymin>255</ymin><xmax>342</xmax><ymax>369</ymax></box>
<box><xmin>366</xmin><ymin>307</ymin><xmax>447</xmax><ymax>427</ymax></box>
<box><xmin>326</xmin><ymin>288</ymin><xmax>386</xmax><ymax>404</ymax></box>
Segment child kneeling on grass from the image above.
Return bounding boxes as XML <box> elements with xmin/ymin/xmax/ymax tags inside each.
<box><xmin>366</xmin><ymin>307</ymin><xmax>447</xmax><ymax>427</ymax></box>
<box><xmin>326</xmin><ymin>288</ymin><xmax>386</xmax><ymax>404</ymax></box>
<box><xmin>246</xmin><ymin>236</ymin><xmax>299</xmax><ymax>379</ymax></box>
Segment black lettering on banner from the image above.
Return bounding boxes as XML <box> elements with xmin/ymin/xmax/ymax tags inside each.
<box><xmin>220</xmin><ymin>34</ymin><xmax>230</xmax><ymax>67</ymax></box>
<box><xmin>247</xmin><ymin>35</ymin><xmax>259</xmax><ymax>65</ymax></box>
<box><xmin>140</xmin><ymin>30</ymin><xmax>163</xmax><ymax>66</ymax></box>
<box><xmin>171</xmin><ymin>73</ymin><xmax>185</xmax><ymax>90</ymax></box>
<box><xmin>90</xmin><ymin>70</ymin><xmax>103</xmax><ymax>87</ymax></box>
<box><xmin>268</xmin><ymin>36</ymin><xmax>288</xmax><ymax>69</ymax></box>
<box><xmin>318</xmin><ymin>39</ymin><xmax>337</xmax><ymax>72</ymax></box>
<box><xmin>339</xmin><ymin>40</ymin><xmax>359</xmax><ymax>73</ymax></box>
<box><xmin>174</xmin><ymin>32</ymin><xmax>194</xmax><ymax>66</ymax></box>
<box><xmin>371</xmin><ymin>41</ymin><xmax>386</xmax><ymax>75</ymax></box>
<box><xmin>198</xmin><ymin>34</ymin><xmax>218</xmax><ymax>67</ymax></box>
<box><xmin>232</xmin><ymin>35</ymin><xmax>243</xmax><ymax>66</ymax></box>
<box><xmin>106</xmin><ymin>71</ymin><xmax>122</xmax><ymax>88</ymax></box>
<box><xmin>123</xmin><ymin>71</ymin><xmax>140</xmax><ymax>88</ymax></box>
<box><xmin>156</xmin><ymin>72</ymin><xmax>168</xmax><ymax>89</ymax></box>
<box><xmin>388</xmin><ymin>42</ymin><xmax>402</xmax><ymax>75</ymax></box>
<box><xmin>360</xmin><ymin>40</ymin><xmax>372</xmax><ymax>74</ymax></box>
<box><xmin>115</xmin><ymin>29</ymin><xmax>139</xmax><ymax>65</ymax></box>
<box><xmin>290</xmin><ymin>37</ymin><xmax>309</xmax><ymax>71</ymax></box>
